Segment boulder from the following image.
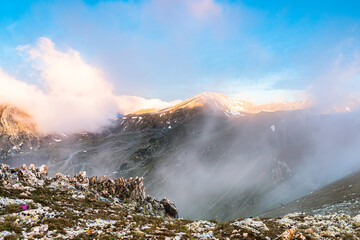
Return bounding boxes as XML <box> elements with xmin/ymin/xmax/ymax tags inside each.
<box><xmin>161</xmin><ymin>197</ymin><xmax>178</xmax><ymax>218</ymax></box>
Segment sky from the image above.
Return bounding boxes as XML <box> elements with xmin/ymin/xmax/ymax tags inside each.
<box><xmin>1</xmin><ymin>0</ymin><xmax>360</xmax><ymax>133</ymax></box>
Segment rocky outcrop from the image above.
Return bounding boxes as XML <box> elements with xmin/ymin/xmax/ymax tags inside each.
<box><xmin>1</xmin><ymin>164</ymin><xmax>360</xmax><ymax>239</ymax></box>
<box><xmin>0</xmin><ymin>163</ymin><xmax>178</xmax><ymax>219</ymax></box>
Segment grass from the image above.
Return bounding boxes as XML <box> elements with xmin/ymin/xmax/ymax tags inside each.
<box><xmin>43</xmin><ymin>217</ymin><xmax>75</xmax><ymax>234</ymax></box>
<box><xmin>4</xmin><ymin>235</ymin><xmax>19</xmax><ymax>240</ymax></box>
<box><xmin>0</xmin><ymin>216</ymin><xmax>23</xmax><ymax>234</ymax></box>
<box><xmin>1</xmin><ymin>202</ymin><xmax>37</xmax><ymax>215</ymax></box>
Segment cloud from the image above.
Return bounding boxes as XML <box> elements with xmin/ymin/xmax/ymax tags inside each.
<box><xmin>184</xmin><ymin>0</ymin><xmax>222</xmax><ymax>20</ymax></box>
<box><xmin>116</xmin><ymin>95</ymin><xmax>181</xmax><ymax>115</ymax></box>
<box><xmin>213</xmin><ymin>71</ymin><xmax>308</xmax><ymax>103</ymax></box>
<box><xmin>308</xmin><ymin>38</ymin><xmax>360</xmax><ymax>111</ymax></box>
<box><xmin>0</xmin><ymin>37</ymin><xmax>179</xmax><ymax>134</ymax></box>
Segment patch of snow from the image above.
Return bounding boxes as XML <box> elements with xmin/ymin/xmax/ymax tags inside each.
<box><xmin>59</xmin><ymin>132</ymin><xmax>67</xmax><ymax>138</ymax></box>
<box><xmin>230</xmin><ymin>110</ymin><xmax>244</xmax><ymax>116</ymax></box>
<box><xmin>271</xmin><ymin>125</ymin><xmax>275</xmax><ymax>132</ymax></box>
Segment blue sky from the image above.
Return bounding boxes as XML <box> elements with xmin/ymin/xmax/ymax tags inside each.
<box><xmin>1</xmin><ymin>0</ymin><xmax>360</xmax><ymax>102</ymax></box>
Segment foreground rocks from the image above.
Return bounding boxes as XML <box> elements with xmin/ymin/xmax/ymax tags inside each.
<box><xmin>1</xmin><ymin>164</ymin><xmax>360</xmax><ymax>239</ymax></box>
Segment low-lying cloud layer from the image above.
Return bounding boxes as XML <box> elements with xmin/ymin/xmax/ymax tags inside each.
<box><xmin>0</xmin><ymin>37</ymin><xmax>180</xmax><ymax>134</ymax></box>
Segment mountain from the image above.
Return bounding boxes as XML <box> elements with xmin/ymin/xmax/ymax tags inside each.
<box><xmin>115</xmin><ymin>91</ymin><xmax>307</xmax><ymax>132</ymax></box>
<box><xmin>129</xmin><ymin>91</ymin><xmax>306</xmax><ymax>115</ymax></box>
<box><xmin>0</xmin><ymin>105</ymin><xmax>68</xmax><ymax>160</ymax></box>
<box><xmin>1</xmin><ymin>92</ymin><xmax>360</xmax><ymax>222</ymax></box>
<box><xmin>157</xmin><ymin>91</ymin><xmax>307</xmax><ymax>114</ymax></box>
<box><xmin>0</xmin><ymin>105</ymin><xmax>41</xmax><ymax>158</ymax></box>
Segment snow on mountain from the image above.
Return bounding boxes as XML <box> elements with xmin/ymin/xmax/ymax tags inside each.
<box><xmin>130</xmin><ymin>91</ymin><xmax>307</xmax><ymax>117</ymax></box>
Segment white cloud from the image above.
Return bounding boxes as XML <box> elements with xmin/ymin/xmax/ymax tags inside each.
<box><xmin>0</xmin><ymin>38</ymin><xmax>180</xmax><ymax>134</ymax></box>
<box><xmin>217</xmin><ymin>71</ymin><xmax>308</xmax><ymax>103</ymax></box>
<box><xmin>116</xmin><ymin>95</ymin><xmax>181</xmax><ymax>115</ymax></box>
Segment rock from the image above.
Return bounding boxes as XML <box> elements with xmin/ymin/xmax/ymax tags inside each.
<box><xmin>280</xmin><ymin>228</ymin><xmax>296</xmax><ymax>240</ymax></box>
<box><xmin>20</xmin><ymin>164</ymin><xmax>27</xmax><ymax>171</ymax></box>
<box><xmin>89</xmin><ymin>176</ymin><xmax>97</xmax><ymax>185</ymax></box>
<box><xmin>39</xmin><ymin>165</ymin><xmax>48</xmax><ymax>178</ymax></box>
<box><xmin>29</xmin><ymin>164</ymin><xmax>36</xmax><ymax>172</ymax></box>
<box><xmin>354</xmin><ymin>214</ymin><xmax>360</xmax><ymax>226</ymax></box>
<box><xmin>8</xmin><ymin>174</ymin><xmax>19</xmax><ymax>185</ymax></box>
<box><xmin>0</xmin><ymin>231</ymin><xmax>13</xmax><ymax>237</ymax></box>
<box><xmin>99</xmin><ymin>175</ymin><xmax>107</xmax><ymax>182</ymax></box>
<box><xmin>186</xmin><ymin>220</ymin><xmax>216</xmax><ymax>232</ymax></box>
<box><xmin>79</xmin><ymin>171</ymin><xmax>86</xmax><ymax>178</ymax></box>
<box><xmin>20</xmin><ymin>191</ymin><xmax>31</xmax><ymax>197</ymax></box>
<box><xmin>232</xmin><ymin>218</ymin><xmax>269</xmax><ymax>234</ymax></box>
<box><xmin>161</xmin><ymin>197</ymin><xmax>178</xmax><ymax>218</ymax></box>
<box><xmin>0</xmin><ymin>163</ymin><xmax>176</xmax><ymax>220</ymax></box>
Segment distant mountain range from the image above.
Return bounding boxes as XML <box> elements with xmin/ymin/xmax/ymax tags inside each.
<box><xmin>1</xmin><ymin>92</ymin><xmax>360</xmax><ymax>221</ymax></box>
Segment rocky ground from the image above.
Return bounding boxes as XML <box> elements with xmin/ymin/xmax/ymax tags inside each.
<box><xmin>0</xmin><ymin>164</ymin><xmax>360</xmax><ymax>239</ymax></box>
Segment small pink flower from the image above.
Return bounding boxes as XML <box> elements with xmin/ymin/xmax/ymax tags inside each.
<box><xmin>21</xmin><ymin>204</ymin><xmax>27</xmax><ymax>211</ymax></box>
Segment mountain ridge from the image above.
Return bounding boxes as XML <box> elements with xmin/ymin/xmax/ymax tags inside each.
<box><xmin>129</xmin><ymin>91</ymin><xmax>308</xmax><ymax>116</ymax></box>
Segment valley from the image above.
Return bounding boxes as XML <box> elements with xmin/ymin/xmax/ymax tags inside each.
<box><xmin>1</xmin><ymin>92</ymin><xmax>360</xmax><ymax>222</ymax></box>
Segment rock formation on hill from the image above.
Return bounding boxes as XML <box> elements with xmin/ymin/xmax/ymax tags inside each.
<box><xmin>1</xmin><ymin>164</ymin><xmax>360</xmax><ymax>239</ymax></box>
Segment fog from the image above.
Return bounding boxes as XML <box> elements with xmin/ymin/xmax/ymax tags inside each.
<box><xmin>147</xmin><ymin>45</ymin><xmax>360</xmax><ymax>220</ymax></box>
<box><xmin>144</xmin><ymin>107</ymin><xmax>360</xmax><ymax>220</ymax></box>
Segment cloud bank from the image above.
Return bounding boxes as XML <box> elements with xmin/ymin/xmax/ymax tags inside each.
<box><xmin>0</xmin><ymin>37</ymin><xmax>180</xmax><ymax>134</ymax></box>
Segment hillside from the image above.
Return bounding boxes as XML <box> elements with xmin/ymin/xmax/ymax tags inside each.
<box><xmin>261</xmin><ymin>170</ymin><xmax>360</xmax><ymax>218</ymax></box>
<box><xmin>1</xmin><ymin>163</ymin><xmax>359</xmax><ymax>239</ymax></box>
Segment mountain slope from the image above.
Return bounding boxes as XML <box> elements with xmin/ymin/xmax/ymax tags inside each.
<box><xmin>1</xmin><ymin>108</ymin><xmax>326</xmax><ymax>220</ymax></box>
<box><xmin>261</xmin><ymin>170</ymin><xmax>360</xmax><ymax>217</ymax></box>
<box><xmin>0</xmin><ymin>105</ymin><xmax>41</xmax><ymax>158</ymax></box>
<box><xmin>2</xmin><ymin>92</ymin><xmax>360</xmax><ymax>222</ymax></box>
<box><xmin>115</xmin><ymin>91</ymin><xmax>307</xmax><ymax>132</ymax></box>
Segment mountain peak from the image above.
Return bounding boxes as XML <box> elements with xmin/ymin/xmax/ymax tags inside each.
<box><xmin>128</xmin><ymin>91</ymin><xmax>307</xmax><ymax>116</ymax></box>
